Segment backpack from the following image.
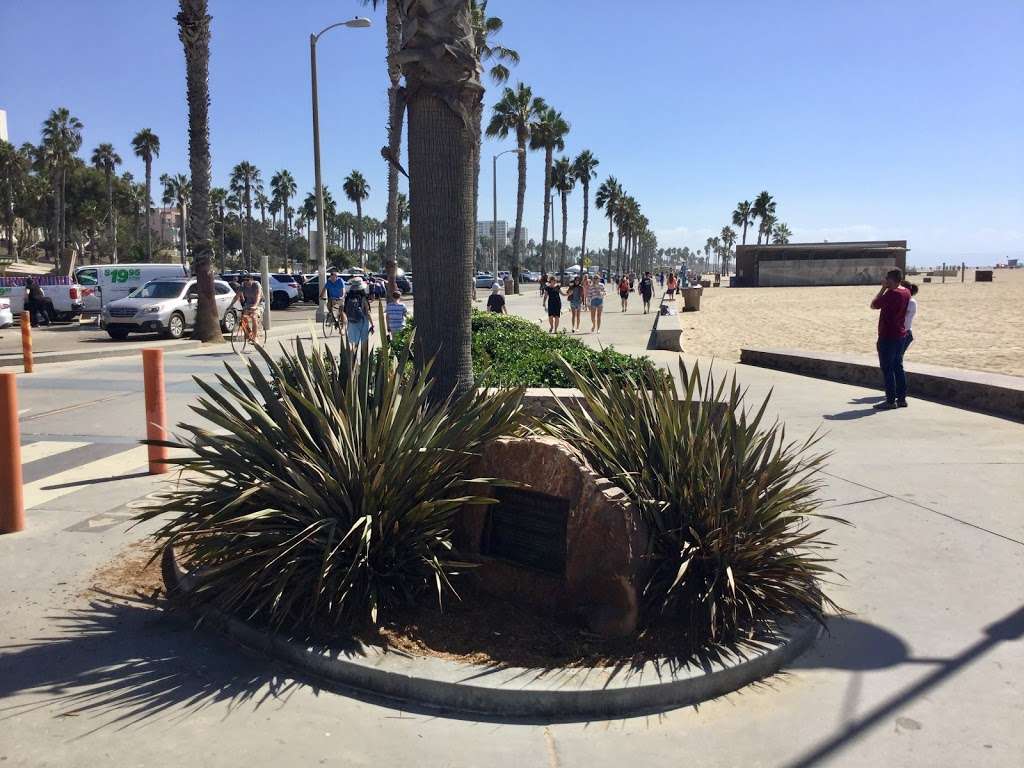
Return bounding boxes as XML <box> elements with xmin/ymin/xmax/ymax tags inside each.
<box><xmin>344</xmin><ymin>291</ymin><xmax>365</xmax><ymax>323</ymax></box>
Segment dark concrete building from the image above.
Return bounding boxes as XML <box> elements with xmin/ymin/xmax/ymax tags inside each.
<box><xmin>734</xmin><ymin>241</ymin><xmax>908</xmax><ymax>287</ymax></box>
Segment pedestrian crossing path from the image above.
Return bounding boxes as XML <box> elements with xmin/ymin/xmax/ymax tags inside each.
<box><xmin>19</xmin><ymin>438</ymin><xmax>152</xmax><ymax>511</ymax></box>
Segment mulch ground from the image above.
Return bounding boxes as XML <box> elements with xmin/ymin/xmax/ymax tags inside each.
<box><xmin>90</xmin><ymin>541</ymin><xmax>743</xmax><ymax>670</ymax></box>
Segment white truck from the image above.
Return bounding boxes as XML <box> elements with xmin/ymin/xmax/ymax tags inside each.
<box><xmin>0</xmin><ymin>275</ymin><xmax>85</xmax><ymax>322</ymax></box>
<box><xmin>75</xmin><ymin>263</ymin><xmax>189</xmax><ymax>314</ymax></box>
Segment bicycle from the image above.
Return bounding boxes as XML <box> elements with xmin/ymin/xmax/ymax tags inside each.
<box><xmin>230</xmin><ymin>307</ymin><xmax>266</xmax><ymax>354</ymax></box>
<box><xmin>321</xmin><ymin>301</ymin><xmax>344</xmax><ymax>338</ymax></box>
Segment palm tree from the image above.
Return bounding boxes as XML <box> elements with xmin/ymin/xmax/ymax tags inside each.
<box><xmin>529</xmin><ymin>106</ymin><xmax>569</xmax><ymax>274</ymax></box>
<box><xmin>343</xmin><ymin>170</ymin><xmax>370</xmax><ymax>269</ymax></box>
<box><xmin>0</xmin><ymin>140</ymin><xmax>29</xmax><ymax>260</ymax></box>
<box><xmin>270</xmin><ymin>170</ymin><xmax>297</xmax><ymax>270</ymax></box>
<box><xmin>752</xmin><ymin>190</ymin><xmax>776</xmax><ymax>245</ymax></box>
<box><xmin>40</xmin><ymin>108</ymin><xmax>84</xmax><ymax>270</ymax></box>
<box><xmin>300</xmin><ymin>191</ymin><xmax>317</xmax><ymax>243</ymax></box>
<box><xmin>395</xmin><ymin>192</ymin><xmax>409</xmax><ymax>257</ymax></box>
<box><xmin>772</xmin><ymin>222</ymin><xmax>792</xmax><ymax>245</ymax></box>
<box><xmin>472</xmin><ymin>0</ymin><xmax>520</xmax><ymax>84</ymax></box>
<box><xmin>210</xmin><ymin>186</ymin><xmax>228</xmax><ymax>272</ymax></box>
<box><xmin>90</xmin><ymin>143</ymin><xmax>122</xmax><ymax>263</ymax></box>
<box><xmin>176</xmin><ymin>0</ymin><xmax>220</xmax><ymax>341</ymax></box>
<box><xmin>485</xmin><ymin>83</ymin><xmax>545</xmax><ymax>292</ymax></box>
<box><xmin>731</xmin><ymin>200</ymin><xmax>753</xmax><ymax>246</ymax></box>
<box><xmin>229</xmin><ymin>161</ymin><xmax>260</xmax><ymax>270</ymax></box>
<box><xmin>161</xmin><ymin>173</ymin><xmax>191</xmax><ymax>266</ymax></box>
<box><xmin>595</xmin><ymin>176</ymin><xmax>621</xmax><ymax>278</ymax></box>
<box><xmin>552</xmin><ymin>156</ymin><xmax>575</xmax><ymax>282</ymax></box>
<box><xmin>131</xmin><ymin>129</ymin><xmax>160</xmax><ymax>261</ymax></box>
<box><xmin>399</xmin><ymin>0</ymin><xmax>482</xmax><ymax>397</ymax></box>
<box><xmin>571</xmin><ymin>150</ymin><xmax>598</xmax><ymax>270</ymax></box>
<box><xmin>720</xmin><ymin>226</ymin><xmax>736</xmax><ymax>274</ymax></box>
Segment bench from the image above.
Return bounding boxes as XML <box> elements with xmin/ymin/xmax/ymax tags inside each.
<box><xmin>648</xmin><ymin>296</ymin><xmax>683</xmax><ymax>352</ymax></box>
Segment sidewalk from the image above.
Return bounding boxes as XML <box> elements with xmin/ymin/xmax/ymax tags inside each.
<box><xmin>0</xmin><ymin>297</ymin><xmax>1021</xmax><ymax>767</ymax></box>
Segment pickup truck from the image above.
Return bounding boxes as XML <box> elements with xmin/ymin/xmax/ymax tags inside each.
<box><xmin>0</xmin><ymin>276</ymin><xmax>85</xmax><ymax>322</ymax></box>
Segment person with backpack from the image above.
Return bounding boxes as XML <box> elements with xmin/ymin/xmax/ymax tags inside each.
<box><xmin>342</xmin><ymin>276</ymin><xmax>374</xmax><ymax>346</ymax></box>
<box><xmin>618</xmin><ymin>275</ymin><xmax>631</xmax><ymax>312</ymax></box>
<box><xmin>23</xmin><ymin>279</ymin><xmax>49</xmax><ymax>327</ymax></box>
<box><xmin>638</xmin><ymin>271</ymin><xmax>655</xmax><ymax>314</ymax></box>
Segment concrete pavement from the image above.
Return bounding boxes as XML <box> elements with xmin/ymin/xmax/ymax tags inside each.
<box><xmin>0</xmin><ymin>295</ymin><xmax>1021</xmax><ymax>767</ymax></box>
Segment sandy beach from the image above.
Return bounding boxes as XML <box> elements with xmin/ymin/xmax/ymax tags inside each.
<box><xmin>678</xmin><ymin>269</ymin><xmax>1024</xmax><ymax>377</ymax></box>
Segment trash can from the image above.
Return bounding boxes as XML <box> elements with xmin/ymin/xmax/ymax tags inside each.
<box><xmin>504</xmin><ymin>277</ymin><xmax>514</xmax><ymax>294</ymax></box>
<box><xmin>681</xmin><ymin>286</ymin><xmax>702</xmax><ymax>311</ymax></box>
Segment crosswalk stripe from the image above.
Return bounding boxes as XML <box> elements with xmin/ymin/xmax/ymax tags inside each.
<box><xmin>20</xmin><ymin>440</ymin><xmax>90</xmax><ymax>464</ymax></box>
<box><xmin>22</xmin><ymin>445</ymin><xmax>152</xmax><ymax>510</ymax></box>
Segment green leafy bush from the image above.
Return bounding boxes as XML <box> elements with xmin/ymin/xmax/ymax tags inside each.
<box><xmin>137</xmin><ymin>340</ymin><xmax>524</xmax><ymax>632</ymax></box>
<box><xmin>392</xmin><ymin>311</ymin><xmax>662</xmax><ymax>388</ymax></box>
<box><xmin>544</xmin><ymin>359</ymin><xmax>843</xmax><ymax>645</ymax></box>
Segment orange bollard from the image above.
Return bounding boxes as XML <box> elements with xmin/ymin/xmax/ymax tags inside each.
<box><xmin>142</xmin><ymin>348</ymin><xmax>169</xmax><ymax>474</ymax></box>
<box><xmin>20</xmin><ymin>312</ymin><xmax>33</xmax><ymax>374</ymax></box>
<box><xmin>0</xmin><ymin>373</ymin><xmax>25</xmax><ymax>534</ymax></box>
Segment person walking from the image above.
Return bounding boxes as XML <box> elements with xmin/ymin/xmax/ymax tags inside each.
<box><xmin>666</xmin><ymin>272</ymin><xmax>678</xmax><ymax>300</ymax></box>
<box><xmin>618</xmin><ymin>274</ymin><xmax>631</xmax><ymax>312</ymax></box>
<box><xmin>658</xmin><ymin>271</ymin><xmax>665</xmax><ymax>288</ymax></box>
<box><xmin>567</xmin><ymin>276</ymin><xmax>585</xmax><ymax>332</ymax></box>
<box><xmin>901</xmin><ymin>280</ymin><xmax>918</xmax><ymax>353</ymax></box>
<box><xmin>538</xmin><ymin>273</ymin><xmax>548</xmax><ymax>303</ymax></box>
<box><xmin>870</xmin><ymin>269</ymin><xmax>912</xmax><ymax>409</ymax></box>
<box><xmin>343</xmin><ymin>276</ymin><xmax>374</xmax><ymax>347</ymax></box>
<box><xmin>639</xmin><ymin>271</ymin><xmax>654</xmax><ymax>314</ymax></box>
<box><xmin>586</xmin><ymin>274</ymin><xmax>606</xmax><ymax>333</ymax></box>
<box><xmin>385</xmin><ymin>289</ymin><xmax>409</xmax><ymax>336</ymax></box>
<box><xmin>486</xmin><ymin>282</ymin><xmax>507</xmax><ymax>314</ymax></box>
<box><xmin>542</xmin><ymin>275</ymin><xmax>565</xmax><ymax>333</ymax></box>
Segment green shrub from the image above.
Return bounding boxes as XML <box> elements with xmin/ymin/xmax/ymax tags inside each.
<box><xmin>544</xmin><ymin>359</ymin><xmax>843</xmax><ymax>645</ymax></box>
<box><xmin>392</xmin><ymin>311</ymin><xmax>662</xmax><ymax>388</ymax></box>
<box><xmin>136</xmin><ymin>340</ymin><xmax>524</xmax><ymax>632</ymax></box>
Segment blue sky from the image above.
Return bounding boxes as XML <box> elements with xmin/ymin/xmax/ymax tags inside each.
<box><xmin>2</xmin><ymin>0</ymin><xmax>1022</xmax><ymax>265</ymax></box>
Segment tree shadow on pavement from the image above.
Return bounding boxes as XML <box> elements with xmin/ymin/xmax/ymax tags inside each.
<box><xmin>0</xmin><ymin>593</ymin><xmax>305</xmax><ymax>736</ymax></box>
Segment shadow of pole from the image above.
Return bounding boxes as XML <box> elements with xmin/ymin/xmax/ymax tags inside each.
<box><xmin>785</xmin><ymin>605</ymin><xmax>1024</xmax><ymax>768</ymax></box>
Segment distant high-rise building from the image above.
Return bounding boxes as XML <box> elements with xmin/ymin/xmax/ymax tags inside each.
<box><xmin>476</xmin><ymin>220</ymin><xmax>508</xmax><ymax>250</ymax></box>
<box><xmin>0</xmin><ymin>109</ymin><xmax>8</xmax><ymax>142</ymax></box>
<box><xmin>510</xmin><ymin>226</ymin><xmax>528</xmax><ymax>245</ymax></box>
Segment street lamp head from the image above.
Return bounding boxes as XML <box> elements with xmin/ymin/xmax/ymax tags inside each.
<box><xmin>344</xmin><ymin>17</ymin><xmax>372</xmax><ymax>28</ymax></box>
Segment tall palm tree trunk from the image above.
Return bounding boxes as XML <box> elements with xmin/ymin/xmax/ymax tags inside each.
<box><xmin>356</xmin><ymin>200</ymin><xmax>364</xmax><ymax>269</ymax></box>
<box><xmin>540</xmin><ymin>148</ymin><xmax>552</xmax><ymax>274</ymax></box>
<box><xmin>559</xmin><ymin>191</ymin><xmax>568</xmax><ymax>281</ymax></box>
<box><xmin>615</xmin><ymin>229</ymin><xmax>622</xmax><ymax>275</ymax></box>
<box><xmin>511</xmin><ymin>130</ymin><xmax>526</xmax><ymax>294</ymax></box>
<box><xmin>580</xmin><ymin>180</ymin><xmax>589</xmax><ymax>271</ymax></box>
<box><xmin>145</xmin><ymin>160</ymin><xmax>153</xmax><ymax>260</ymax></box>
<box><xmin>606</xmin><ymin>215</ymin><xmax>613</xmax><ymax>278</ymax></box>
<box><xmin>177</xmin><ymin>0</ymin><xmax>222</xmax><ymax>342</ymax></box>
<box><xmin>384</xmin><ymin>2</ymin><xmax>403</xmax><ymax>297</ymax></box>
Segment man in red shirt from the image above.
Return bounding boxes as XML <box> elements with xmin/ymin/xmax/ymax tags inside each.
<box><xmin>870</xmin><ymin>268</ymin><xmax>912</xmax><ymax>409</ymax></box>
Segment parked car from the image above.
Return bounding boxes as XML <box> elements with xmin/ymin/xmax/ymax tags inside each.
<box><xmin>372</xmin><ymin>271</ymin><xmax>413</xmax><ymax>295</ymax></box>
<box><xmin>102</xmin><ymin>278</ymin><xmax>239</xmax><ymax>340</ymax></box>
<box><xmin>475</xmin><ymin>272</ymin><xmax>497</xmax><ymax>289</ymax></box>
<box><xmin>76</xmin><ymin>263</ymin><xmax>189</xmax><ymax>315</ymax></box>
<box><xmin>0</xmin><ymin>298</ymin><xmax>12</xmax><ymax>328</ymax></box>
<box><xmin>270</xmin><ymin>274</ymin><xmax>303</xmax><ymax>309</ymax></box>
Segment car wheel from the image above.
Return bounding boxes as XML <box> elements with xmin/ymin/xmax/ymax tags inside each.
<box><xmin>221</xmin><ymin>308</ymin><xmax>237</xmax><ymax>333</ymax></box>
<box><xmin>107</xmin><ymin>327</ymin><xmax>130</xmax><ymax>341</ymax></box>
<box><xmin>164</xmin><ymin>312</ymin><xmax>186</xmax><ymax>340</ymax></box>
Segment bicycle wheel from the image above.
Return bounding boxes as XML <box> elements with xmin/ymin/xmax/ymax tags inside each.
<box><xmin>230</xmin><ymin>316</ymin><xmax>248</xmax><ymax>354</ymax></box>
<box><xmin>322</xmin><ymin>308</ymin><xmax>336</xmax><ymax>338</ymax></box>
<box><xmin>251</xmin><ymin>317</ymin><xmax>267</xmax><ymax>347</ymax></box>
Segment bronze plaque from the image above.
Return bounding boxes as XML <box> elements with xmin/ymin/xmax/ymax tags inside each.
<box><xmin>482</xmin><ymin>487</ymin><xmax>569</xmax><ymax>575</ymax></box>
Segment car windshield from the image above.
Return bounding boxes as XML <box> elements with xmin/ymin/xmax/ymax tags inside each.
<box><xmin>130</xmin><ymin>281</ymin><xmax>186</xmax><ymax>299</ymax></box>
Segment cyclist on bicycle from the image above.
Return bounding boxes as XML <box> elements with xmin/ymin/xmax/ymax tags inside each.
<box><xmin>319</xmin><ymin>269</ymin><xmax>346</xmax><ymax>330</ymax></box>
<box><xmin>229</xmin><ymin>272</ymin><xmax>263</xmax><ymax>332</ymax></box>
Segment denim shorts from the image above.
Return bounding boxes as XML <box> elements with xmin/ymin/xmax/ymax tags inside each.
<box><xmin>570</xmin><ymin>300</ymin><xmax>582</xmax><ymax>311</ymax></box>
<box><xmin>590</xmin><ymin>297</ymin><xmax>603</xmax><ymax>308</ymax></box>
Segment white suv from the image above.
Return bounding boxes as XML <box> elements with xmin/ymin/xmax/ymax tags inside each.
<box><xmin>102</xmin><ymin>278</ymin><xmax>239</xmax><ymax>340</ymax></box>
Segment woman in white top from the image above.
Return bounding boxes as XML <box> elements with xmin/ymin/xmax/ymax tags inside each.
<box><xmin>901</xmin><ymin>280</ymin><xmax>918</xmax><ymax>352</ymax></box>
<box><xmin>585</xmin><ymin>275</ymin><xmax>606</xmax><ymax>333</ymax></box>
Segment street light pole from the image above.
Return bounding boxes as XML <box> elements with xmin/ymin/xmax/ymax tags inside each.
<box><xmin>309</xmin><ymin>17</ymin><xmax>370</xmax><ymax>322</ymax></box>
<box><xmin>491</xmin><ymin>147</ymin><xmax>522</xmax><ymax>289</ymax></box>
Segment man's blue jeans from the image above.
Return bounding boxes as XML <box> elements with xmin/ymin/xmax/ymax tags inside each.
<box><xmin>877</xmin><ymin>337</ymin><xmax>907</xmax><ymax>403</ymax></box>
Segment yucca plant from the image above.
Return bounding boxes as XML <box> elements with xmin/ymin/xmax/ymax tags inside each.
<box><xmin>136</xmin><ymin>338</ymin><xmax>524</xmax><ymax>632</ymax></box>
<box><xmin>544</xmin><ymin>359</ymin><xmax>844</xmax><ymax>646</ymax></box>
